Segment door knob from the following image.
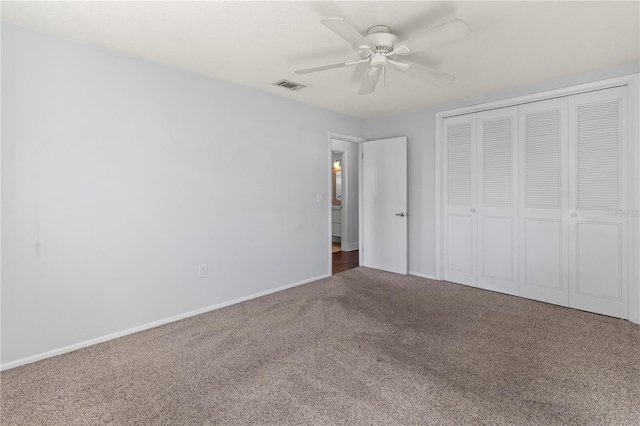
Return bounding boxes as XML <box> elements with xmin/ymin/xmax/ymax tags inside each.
<box><xmin>470</xmin><ymin>208</ymin><xmax>476</xmax><ymax>213</ymax></box>
<box><xmin>395</xmin><ymin>212</ymin><xmax>406</xmax><ymax>217</ymax></box>
<box><xmin>570</xmin><ymin>212</ymin><xmax>577</xmax><ymax>217</ymax></box>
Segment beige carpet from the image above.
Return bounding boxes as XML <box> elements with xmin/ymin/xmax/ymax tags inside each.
<box><xmin>2</xmin><ymin>267</ymin><xmax>639</xmax><ymax>425</ymax></box>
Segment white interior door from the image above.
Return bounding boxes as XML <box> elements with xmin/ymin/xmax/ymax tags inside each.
<box><xmin>477</xmin><ymin>106</ymin><xmax>519</xmax><ymax>295</ymax></box>
<box><xmin>443</xmin><ymin>114</ymin><xmax>477</xmax><ymax>286</ymax></box>
<box><xmin>518</xmin><ymin>97</ymin><xmax>570</xmax><ymax>306</ymax></box>
<box><xmin>362</xmin><ymin>137</ymin><xmax>407</xmax><ymax>274</ymax></box>
<box><xmin>568</xmin><ymin>87</ymin><xmax>628</xmax><ymax>319</ymax></box>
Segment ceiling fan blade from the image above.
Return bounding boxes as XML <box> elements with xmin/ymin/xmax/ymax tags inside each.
<box><xmin>394</xmin><ymin>19</ymin><xmax>469</xmax><ymax>54</ymax></box>
<box><xmin>399</xmin><ymin>60</ymin><xmax>455</xmax><ymax>87</ymax></box>
<box><xmin>295</xmin><ymin>59</ymin><xmax>369</xmax><ymax>74</ymax></box>
<box><xmin>322</xmin><ymin>17</ymin><xmax>372</xmax><ymax>50</ymax></box>
<box><xmin>388</xmin><ymin>59</ymin><xmax>410</xmax><ymax>72</ymax></box>
<box><xmin>358</xmin><ymin>68</ymin><xmax>381</xmax><ymax>95</ymax></box>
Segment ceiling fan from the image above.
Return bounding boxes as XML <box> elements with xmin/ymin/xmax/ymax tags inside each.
<box><xmin>295</xmin><ymin>17</ymin><xmax>469</xmax><ymax>95</ymax></box>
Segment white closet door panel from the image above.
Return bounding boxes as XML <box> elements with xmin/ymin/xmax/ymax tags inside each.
<box><xmin>575</xmin><ymin>222</ymin><xmax>622</xmax><ymax>299</ymax></box>
<box><xmin>568</xmin><ymin>87</ymin><xmax>628</xmax><ymax>319</ymax></box>
<box><xmin>518</xmin><ymin>98</ymin><xmax>569</xmax><ymax>306</ymax></box>
<box><xmin>477</xmin><ymin>106</ymin><xmax>518</xmax><ymax>295</ymax></box>
<box><xmin>523</xmin><ymin>218</ymin><xmax>564</xmax><ymax>290</ymax></box>
<box><xmin>443</xmin><ymin>114</ymin><xmax>477</xmax><ymax>287</ymax></box>
<box><xmin>480</xmin><ymin>216</ymin><xmax>514</xmax><ymax>281</ymax></box>
<box><xmin>446</xmin><ymin>214</ymin><xmax>475</xmax><ymax>283</ymax></box>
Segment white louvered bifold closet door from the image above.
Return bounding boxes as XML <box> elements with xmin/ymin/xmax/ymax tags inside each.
<box><xmin>442</xmin><ymin>86</ymin><xmax>630</xmax><ymax>319</ymax></box>
<box><xmin>477</xmin><ymin>107</ymin><xmax>519</xmax><ymax>295</ymax></box>
<box><xmin>518</xmin><ymin>97</ymin><xmax>570</xmax><ymax>307</ymax></box>
<box><xmin>443</xmin><ymin>114</ymin><xmax>477</xmax><ymax>286</ymax></box>
<box><xmin>568</xmin><ymin>87</ymin><xmax>629</xmax><ymax>318</ymax></box>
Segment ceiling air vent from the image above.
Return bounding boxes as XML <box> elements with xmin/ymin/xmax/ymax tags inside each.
<box><xmin>274</xmin><ymin>79</ymin><xmax>306</xmax><ymax>91</ymax></box>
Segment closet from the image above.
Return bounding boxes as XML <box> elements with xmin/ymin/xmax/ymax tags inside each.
<box><xmin>442</xmin><ymin>85</ymin><xmax>630</xmax><ymax>319</ymax></box>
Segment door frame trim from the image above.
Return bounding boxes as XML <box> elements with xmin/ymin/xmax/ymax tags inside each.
<box><xmin>435</xmin><ymin>73</ymin><xmax>640</xmax><ymax>324</ymax></box>
<box><xmin>328</xmin><ymin>133</ymin><xmax>365</xmax><ymax>275</ymax></box>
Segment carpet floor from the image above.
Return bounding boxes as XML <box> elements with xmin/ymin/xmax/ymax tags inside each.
<box><xmin>2</xmin><ymin>267</ymin><xmax>639</xmax><ymax>425</ymax></box>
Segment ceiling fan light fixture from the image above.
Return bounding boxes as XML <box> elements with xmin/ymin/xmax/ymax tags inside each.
<box><xmin>370</xmin><ymin>54</ymin><xmax>388</xmax><ymax>69</ymax></box>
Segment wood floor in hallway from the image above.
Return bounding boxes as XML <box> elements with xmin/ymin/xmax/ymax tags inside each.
<box><xmin>332</xmin><ymin>249</ymin><xmax>359</xmax><ymax>274</ymax></box>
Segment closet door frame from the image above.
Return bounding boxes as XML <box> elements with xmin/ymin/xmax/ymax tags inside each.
<box><xmin>435</xmin><ymin>74</ymin><xmax>639</xmax><ymax>324</ymax></box>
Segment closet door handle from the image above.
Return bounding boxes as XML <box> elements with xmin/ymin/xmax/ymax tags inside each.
<box><xmin>395</xmin><ymin>212</ymin><xmax>406</xmax><ymax>217</ymax></box>
<box><xmin>470</xmin><ymin>208</ymin><xmax>476</xmax><ymax>213</ymax></box>
<box><xmin>570</xmin><ymin>212</ymin><xmax>577</xmax><ymax>217</ymax></box>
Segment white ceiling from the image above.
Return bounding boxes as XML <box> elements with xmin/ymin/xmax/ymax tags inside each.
<box><xmin>2</xmin><ymin>1</ymin><xmax>639</xmax><ymax>119</ymax></box>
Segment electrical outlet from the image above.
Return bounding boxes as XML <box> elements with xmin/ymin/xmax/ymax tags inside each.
<box><xmin>198</xmin><ymin>264</ymin><xmax>208</xmax><ymax>278</ymax></box>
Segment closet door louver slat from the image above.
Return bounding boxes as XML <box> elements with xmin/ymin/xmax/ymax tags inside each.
<box><xmin>524</xmin><ymin>109</ymin><xmax>562</xmax><ymax>209</ymax></box>
<box><xmin>482</xmin><ymin>117</ymin><xmax>513</xmax><ymax>208</ymax></box>
<box><xmin>447</xmin><ymin>123</ymin><xmax>472</xmax><ymax>206</ymax></box>
<box><xmin>576</xmin><ymin>99</ymin><xmax>621</xmax><ymax>210</ymax></box>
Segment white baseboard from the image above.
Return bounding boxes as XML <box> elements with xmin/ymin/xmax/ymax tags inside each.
<box><xmin>408</xmin><ymin>271</ymin><xmax>438</xmax><ymax>280</ymax></box>
<box><xmin>0</xmin><ymin>273</ymin><xmax>330</xmax><ymax>371</ymax></box>
<box><xmin>342</xmin><ymin>242</ymin><xmax>359</xmax><ymax>252</ymax></box>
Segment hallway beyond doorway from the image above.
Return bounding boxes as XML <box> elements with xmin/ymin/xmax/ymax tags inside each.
<box><xmin>333</xmin><ymin>250</ymin><xmax>359</xmax><ymax>274</ymax></box>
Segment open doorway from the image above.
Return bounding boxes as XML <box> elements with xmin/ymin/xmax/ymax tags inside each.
<box><xmin>330</xmin><ymin>137</ymin><xmax>361</xmax><ymax>274</ymax></box>
<box><xmin>331</xmin><ymin>151</ymin><xmax>343</xmax><ymax>253</ymax></box>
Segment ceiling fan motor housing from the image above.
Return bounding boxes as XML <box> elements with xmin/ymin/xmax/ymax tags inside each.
<box><xmin>365</xmin><ymin>30</ymin><xmax>399</xmax><ymax>54</ymax></box>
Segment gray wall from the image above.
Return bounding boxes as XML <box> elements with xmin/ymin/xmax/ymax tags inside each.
<box><xmin>366</xmin><ymin>61</ymin><xmax>640</xmax><ymax>278</ymax></box>
<box><xmin>1</xmin><ymin>23</ymin><xmax>365</xmax><ymax>366</ymax></box>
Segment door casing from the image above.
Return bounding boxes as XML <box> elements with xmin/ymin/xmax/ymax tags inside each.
<box><xmin>328</xmin><ymin>133</ymin><xmax>365</xmax><ymax>275</ymax></box>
